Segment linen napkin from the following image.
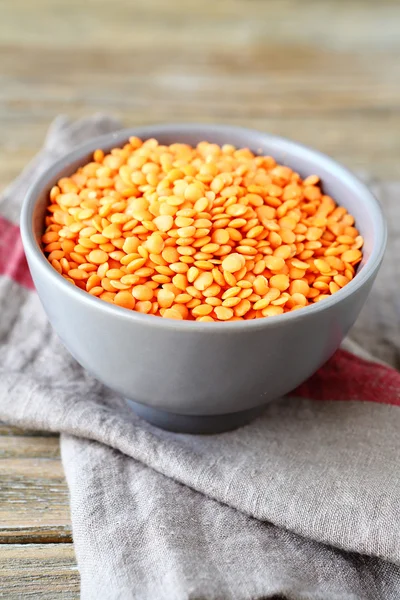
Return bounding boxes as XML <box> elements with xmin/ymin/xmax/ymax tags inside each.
<box><xmin>1</xmin><ymin>115</ymin><xmax>400</xmax><ymax>600</ymax></box>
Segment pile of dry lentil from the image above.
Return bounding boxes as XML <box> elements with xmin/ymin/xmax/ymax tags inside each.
<box><xmin>42</xmin><ymin>137</ymin><xmax>363</xmax><ymax>322</ymax></box>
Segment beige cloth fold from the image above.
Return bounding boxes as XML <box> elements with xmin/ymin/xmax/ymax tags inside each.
<box><xmin>1</xmin><ymin>116</ymin><xmax>400</xmax><ymax>600</ymax></box>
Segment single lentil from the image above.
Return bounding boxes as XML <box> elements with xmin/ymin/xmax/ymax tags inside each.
<box><xmin>43</xmin><ymin>139</ymin><xmax>363</xmax><ymax>321</ymax></box>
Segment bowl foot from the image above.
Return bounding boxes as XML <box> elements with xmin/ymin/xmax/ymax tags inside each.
<box><xmin>125</xmin><ymin>399</ymin><xmax>265</xmax><ymax>434</ymax></box>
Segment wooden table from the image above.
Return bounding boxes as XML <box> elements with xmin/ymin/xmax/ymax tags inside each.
<box><xmin>1</xmin><ymin>0</ymin><xmax>399</xmax><ymax>596</ymax></box>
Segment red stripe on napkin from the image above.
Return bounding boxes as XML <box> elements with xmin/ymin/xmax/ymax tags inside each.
<box><xmin>0</xmin><ymin>216</ymin><xmax>34</xmax><ymax>289</ymax></box>
<box><xmin>295</xmin><ymin>349</ymin><xmax>400</xmax><ymax>407</ymax></box>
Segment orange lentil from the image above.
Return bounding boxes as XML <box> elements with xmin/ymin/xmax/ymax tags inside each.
<box><xmin>171</xmin><ymin>274</ymin><xmax>188</xmax><ymax>291</ymax></box>
<box><xmin>43</xmin><ymin>139</ymin><xmax>362</xmax><ymax>320</ymax></box>
<box><xmin>329</xmin><ymin>281</ymin><xmax>341</xmax><ymax>294</ymax></box>
<box><xmin>238</xmin><ymin>288</ymin><xmax>253</xmax><ymax>300</ymax></box>
<box><xmin>86</xmin><ymin>274</ymin><xmax>101</xmax><ymax>291</ymax></box>
<box><xmin>222</xmin><ymin>296</ymin><xmax>242</xmax><ymax>308</ymax></box>
<box><xmin>172</xmin><ymin>302</ymin><xmax>190</xmax><ymax>319</ymax></box>
<box><xmin>334</xmin><ymin>274</ymin><xmax>350</xmax><ymax>288</ymax></box>
<box><xmin>131</xmin><ymin>285</ymin><xmax>154</xmax><ymax>301</ymax></box>
<box><xmin>135</xmin><ymin>300</ymin><xmax>152</xmax><ymax>314</ymax></box>
<box><xmin>175</xmin><ymin>293</ymin><xmax>192</xmax><ymax>304</ymax></box>
<box><xmin>214</xmin><ymin>306</ymin><xmax>234</xmax><ymax>321</ymax></box>
<box><xmin>162</xmin><ymin>247</ymin><xmax>180</xmax><ymax>264</ymax></box>
<box><xmin>234</xmin><ymin>299</ymin><xmax>251</xmax><ymax>316</ymax></box>
<box><xmin>224</xmin><ymin>270</ymin><xmax>237</xmax><ymax>287</ymax></box>
<box><xmin>135</xmin><ymin>267</ymin><xmax>155</xmax><ymax>278</ymax></box>
<box><xmin>170</xmin><ymin>262</ymin><xmax>189</xmax><ymax>274</ymax></box>
<box><xmin>114</xmin><ymin>291</ymin><xmax>136</xmax><ymax>310</ymax></box>
<box><xmin>47</xmin><ymin>250</ymin><xmax>65</xmax><ymax>261</ymax></box>
<box><xmin>51</xmin><ymin>259</ymin><xmax>63</xmax><ymax>274</ymax></box>
<box><xmin>264</xmin><ymin>256</ymin><xmax>285</xmax><ymax>271</ymax></box>
<box><xmin>88</xmin><ymin>286</ymin><xmax>103</xmax><ymax>296</ymax></box>
<box><xmin>314</xmin><ymin>294</ymin><xmax>331</xmax><ymax>303</ymax></box>
<box><xmin>221</xmin><ymin>253</ymin><xmax>245</xmax><ymax>273</ymax></box>
<box><xmin>253</xmin><ymin>276</ymin><xmax>269</xmax><ymax>296</ymax></box>
<box><xmin>314</xmin><ymin>258</ymin><xmax>331</xmax><ymax>273</ymax></box>
<box><xmin>341</xmin><ymin>249</ymin><xmax>362</xmax><ymax>264</ymax></box>
<box><xmin>125</xmin><ymin>257</ymin><xmax>146</xmax><ymax>273</ymax></box>
<box><xmin>289</xmin><ymin>280</ymin><xmax>310</xmax><ymax>296</ymax></box>
<box><xmin>262</xmin><ymin>306</ymin><xmax>284</xmax><ymax>317</ymax></box>
<box><xmin>291</xmin><ymin>293</ymin><xmax>307</xmax><ymax>307</ymax></box>
<box><xmin>68</xmin><ymin>268</ymin><xmax>89</xmax><ymax>280</ymax></box>
<box><xmin>187</xmin><ymin>298</ymin><xmax>202</xmax><ymax>309</ymax></box>
<box><xmin>269</xmin><ymin>274</ymin><xmax>290</xmax><ymax>291</ymax></box>
<box><xmin>157</xmin><ymin>289</ymin><xmax>175</xmax><ymax>308</ymax></box>
<box><xmin>119</xmin><ymin>274</ymin><xmax>139</xmax><ymax>286</ymax></box>
<box><xmin>187</xmin><ymin>267</ymin><xmax>199</xmax><ymax>283</ymax></box>
<box><xmin>221</xmin><ymin>286</ymin><xmax>241</xmax><ymax>300</ymax></box>
<box><xmin>99</xmin><ymin>292</ymin><xmax>116</xmax><ymax>303</ymax></box>
<box><xmin>264</xmin><ymin>288</ymin><xmax>281</xmax><ymax>303</ymax></box>
<box><xmin>271</xmin><ymin>293</ymin><xmax>290</xmax><ymax>307</ymax></box>
<box><xmin>163</xmin><ymin>308</ymin><xmax>184</xmax><ymax>320</ymax></box>
<box><xmin>192</xmin><ymin>304</ymin><xmax>213</xmax><ymax>317</ymax></box>
<box><xmin>313</xmin><ymin>281</ymin><xmax>330</xmax><ymax>291</ymax></box>
<box><xmin>193</xmin><ymin>271</ymin><xmax>213</xmax><ymax>291</ymax></box>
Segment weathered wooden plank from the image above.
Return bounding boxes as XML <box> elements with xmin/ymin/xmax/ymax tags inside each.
<box><xmin>1</xmin><ymin>0</ymin><xmax>400</xmax><ymax>188</ymax></box>
<box><xmin>0</xmin><ymin>527</ymin><xmax>72</xmax><ymax>545</ymax></box>
<box><xmin>0</xmin><ymin>436</ymin><xmax>60</xmax><ymax>459</ymax></box>
<box><xmin>0</xmin><ymin>423</ymin><xmax>58</xmax><ymax>437</ymax></box>
<box><xmin>0</xmin><ymin>458</ymin><xmax>72</xmax><ymax>541</ymax></box>
<box><xmin>1</xmin><ymin>0</ymin><xmax>399</xmax><ymax>52</ymax></box>
<box><xmin>0</xmin><ymin>426</ymin><xmax>70</xmax><ymax>543</ymax></box>
<box><xmin>0</xmin><ymin>544</ymin><xmax>79</xmax><ymax>599</ymax></box>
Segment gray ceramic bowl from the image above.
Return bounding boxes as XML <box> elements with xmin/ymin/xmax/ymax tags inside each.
<box><xmin>21</xmin><ymin>124</ymin><xmax>386</xmax><ymax>433</ymax></box>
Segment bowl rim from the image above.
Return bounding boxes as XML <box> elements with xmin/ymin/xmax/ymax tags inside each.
<box><xmin>21</xmin><ymin>123</ymin><xmax>387</xmax><ymax>332</ymax></box>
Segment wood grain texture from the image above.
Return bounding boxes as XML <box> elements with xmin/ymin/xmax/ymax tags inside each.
<box><xmin>0</xmin><ymin>544</ymin><xmax>79</xmax><ymax>598</ymax></box>
<box><xmin>1</xmin><ymin>0</ymin><xmax>399</xmax><ymax>595</ymax></box>
<box><xmin>0</xmin><ymin>444</ymin><xmax>72</xmax><ymax>542</ymax></box>
<box><xmin>1</xmin><ymin>0</ymin><xmax>400</xmax><ymax>190</ymax></box>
